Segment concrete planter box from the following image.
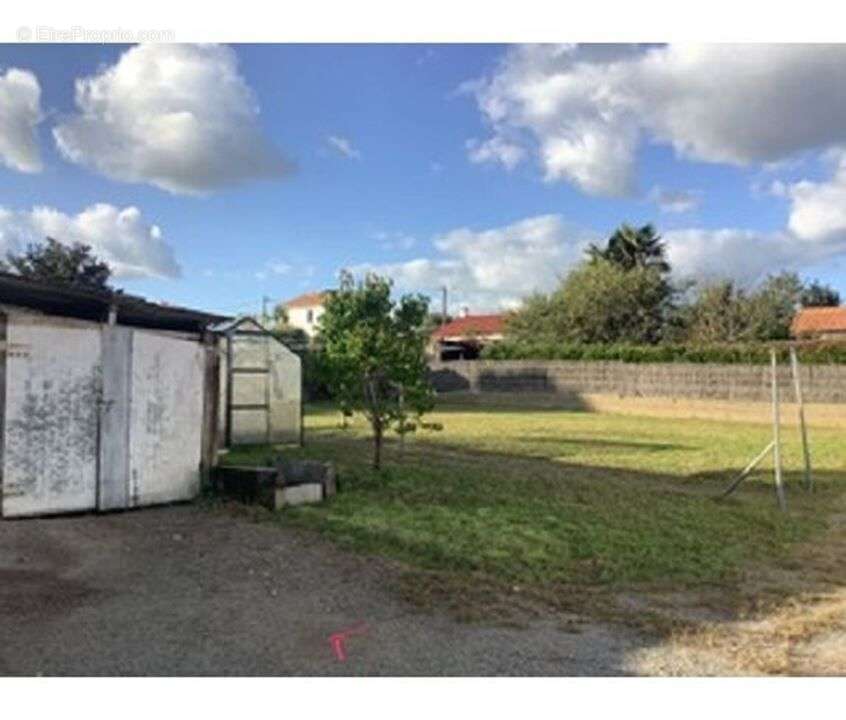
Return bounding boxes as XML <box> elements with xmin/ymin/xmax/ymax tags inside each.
<box><xmin>213</xmin><ymin>458</ymin><xmax>337</xmax><ymax>510</ymax></box>
<box><xmin>275</xmin><ymin>483</ymin><xmax>323</xmax><ymax>508</ymax></box>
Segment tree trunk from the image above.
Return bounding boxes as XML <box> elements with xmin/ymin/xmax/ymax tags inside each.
<box><xmin>398</xmin><ymin>387</ymin><xmax>405</xmax><ymax>460</ymax></box>
<box><xmin>373</xmin><ymin>422</ymin><xmax>382</xmax><ymax>470</ymax></box>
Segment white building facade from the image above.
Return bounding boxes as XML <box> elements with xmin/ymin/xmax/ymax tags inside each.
<box><xmin>283</xmin><ymin>291</ymin><xmax>330</xmax><ymax>339</ymax></box>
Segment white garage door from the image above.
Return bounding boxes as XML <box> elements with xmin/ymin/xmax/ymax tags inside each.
<box><xmin>2</xmin><ymin>317</ymin><xmax>206</xmax><ymax>518</ymax></box>
<box><xmin>125</xmin><ymin>330</ymin><xmax>205</xmax><ymax>507</ymax></box>
<box><xmin>2</xmin><ymin>315</ymin><xmax>102</xmax><ymax>517</ymax></box>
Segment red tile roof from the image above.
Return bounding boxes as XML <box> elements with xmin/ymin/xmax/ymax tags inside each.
<box><xmin>284</xmin><ymin>291</ymin><xmax>331</xmax><ymax>309</ymax></box>
<box><xmin>431</xmin><ymin>314</ymin><xmax>505</xmax><ymax>340</ymax></box>
<box><xmin>792</xmin><ymin>306</ymin><xmax>846</xmax><ymax>336</ymax></box>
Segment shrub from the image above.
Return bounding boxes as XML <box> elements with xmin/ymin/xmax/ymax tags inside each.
<box><xmin>481</xmin><ymin>340</ymin><xmax>846</xmax><ymax>365</ymax></box>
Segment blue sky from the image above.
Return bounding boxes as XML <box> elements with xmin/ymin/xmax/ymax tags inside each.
<box><xmin>1</xmin><ymin>43</ymin><xmax>845</xmax><ymax>316</ymax></box>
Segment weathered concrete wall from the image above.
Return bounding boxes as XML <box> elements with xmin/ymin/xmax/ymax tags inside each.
<box><xmin>440</xmin><ymin>390</ymin><xmax>846</xmax><ymax>428</ymax></box>
<box><xmin>429</xmin><ymin>360</ymin><xmax>846</xmax><ymax>404</ymax></box>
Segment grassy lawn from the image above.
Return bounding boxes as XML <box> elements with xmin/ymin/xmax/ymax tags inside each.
<box><xmin>225</xmin><ymin>401</ymin><xmax>845</xmax><ymax>610</ymax></box>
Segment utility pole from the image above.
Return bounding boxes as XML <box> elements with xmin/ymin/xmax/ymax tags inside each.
<box><xmin>441</xmin><ymin>286</ymin><xmax>448</xmax><ymax>327</ymax></box>
<box><xmin>261</xmin><ymin>295</ymin><xmax>273</xmax><ymax>325</ymax></box>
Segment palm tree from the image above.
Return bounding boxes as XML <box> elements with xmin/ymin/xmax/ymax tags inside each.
<box><xmin>587</xmin><ymin>223</ymin><xmax>670</xmax><ymax>274</ymax></box>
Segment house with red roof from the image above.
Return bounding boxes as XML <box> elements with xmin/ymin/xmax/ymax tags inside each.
<box><xmin>430</xmin><ymin>311</ymin><xmax>506</xmax><ymax>360</ymax></box>
<box><xmin>791</xmin><ymin>306</ymin><xmax>846</xmax><ymax>340</ymax></box>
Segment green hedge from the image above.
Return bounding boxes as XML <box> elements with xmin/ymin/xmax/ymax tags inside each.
<box><xmin>481</xmin><ymin>340</ymin><xmax>846</xmax><ymax>365</ymax></box>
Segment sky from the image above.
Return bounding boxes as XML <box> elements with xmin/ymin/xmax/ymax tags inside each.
<box><xmin>1</xmin><ymin>42</ymin><xmax>846</xmax><ymax>317</ymax></box>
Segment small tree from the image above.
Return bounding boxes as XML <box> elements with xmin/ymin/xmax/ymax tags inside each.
<box><xmin>801</xmin><ymin>279</ymin><xmax>841</xmax><ymax>307</ymax></box>
<box><xmin>1</xmin><ymin>237</ymin><xmax>112</xmax><ymax>290</ymax></box>
<box><xmin>684</xmin><ymin>272</ymin><xmax>809</xmax><ymax>343</ymax></box>
<box><xmin>319</xmin><ymin>271</ymin><xmax>433</xmax><ymax>469</ymax></box>
<box><xmin>683</xmin><ymin>280</ymin><xmax>753</xmax><ymax>343</ymax></box>
<box><xmin>747</xmin><ymin>271</ymin><xmax>804</xmax><ymax>340</ymax></box>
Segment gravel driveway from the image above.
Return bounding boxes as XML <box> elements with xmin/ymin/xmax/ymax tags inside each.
<box><xmin>0</xmin><ymin>504</ymin><xmax>644</xmax><ymax>676</ymax></box>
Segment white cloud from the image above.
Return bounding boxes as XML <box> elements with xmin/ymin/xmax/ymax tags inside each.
<box><xmin>664</xmin><ymin>229</ymin><xmax>803</xmax><ymax>285</ymax></box>
<box><xmin>326</xmin><ymin>135</ymin><xmax>361</xmax><ymax>160</ymax></box>
<box><xmin>53</xmin><ymin>44</ymin><xmax>289</xmax><ymax>194</ymax></box>
<box><xmin>649</xmin><ymin>186</ymin><xmax>701</xmax><ymax>214</ymax></box>
<box><xmin>350</xmin><ymin>215</ymin><xmax>591</xmax><ymax>311</ymax></box>
<box><xmin>352</xmin><ymin>212</ymin><xmax>846</xmax><ymax>310</ymax></box>
<box><xmin>665</xmin><ymin>157</ymin><xmax>846</xmax><ymax>285</ymax></box>
<box><xmin>0</xmin><ymin>68</ymin><xmax>43</xmax><ymax>173</ymax></box>
<box><xmin>466</xmin><ymin>44</ymin><xmax>846</xmax><ymax>196</ymax></box>
<box><xmin>0</xmin><ymin>204</ymin><xmax>180</xmax><ymax>279</ymax></box>
<box><xmin>466</xmin><ymin>136</ymin><xmax>525</xmax><ymax>171</ymax></box>
<box><xmin>781</xmin><ymin>150</ymin><xmax>846</xmax><ymax>245</ymax></box>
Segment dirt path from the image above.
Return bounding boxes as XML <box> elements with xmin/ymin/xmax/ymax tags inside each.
<box><xmin>626</xmin><ymin>505</ymin><xmax>846</xmax><ymax>676</ymax></box>
<box><xmin>4</xmin><ymin>500</ymin><xmax>844</xmax><ymax>676</ymax></box>
<box><xmin>0</xmin><ymin>504</ymin><xmax>644</xmax><ymax>676</ymax></box>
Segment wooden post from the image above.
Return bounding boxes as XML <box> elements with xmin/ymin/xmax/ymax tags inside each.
<box><xmin>200</xmin><ymin>333</ymin><xmax>221</xmax><ymax>490</ymax></box>
<box><xmin>771</xmin><ymin>349</ymin><xmax>786</xmax><ymax>511</ymax></box>
<box><xmin>224</xmin><ymin>332</ymin><xmax>234</xmax><ymax>449</ymax></box>
<box><xmin>789</xmin><ymin>347</ymin><xmax>813</xmax><ymax>492</ymax></box>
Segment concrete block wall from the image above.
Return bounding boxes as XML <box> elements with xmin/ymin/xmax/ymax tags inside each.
<box><xmin>429</xmin><ymin>360</ymin><xmax>846</xmax><ymax>404</ymax></box>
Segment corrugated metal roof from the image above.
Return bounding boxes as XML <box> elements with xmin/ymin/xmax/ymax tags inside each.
<box><xmin>0</xmin><ymin>271</ymin><xmax>228</xmax><ymax>333</ymax></box>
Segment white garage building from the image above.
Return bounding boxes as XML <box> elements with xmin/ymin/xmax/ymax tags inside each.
<box><xmin>0</xmin><ymin>274</ymin><xmax>301</xmax><ymax>518</ymax></box>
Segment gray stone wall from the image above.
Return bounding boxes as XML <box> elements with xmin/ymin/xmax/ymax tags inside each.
<box><xmin>429</xmin><ymin>360</ymin><xmax>846</xmax><ymax>404</ymax></box>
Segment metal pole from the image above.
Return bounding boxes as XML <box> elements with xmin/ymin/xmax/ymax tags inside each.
<box><xmin>299</xmin><ymin>368</ymin><xmax>305</xmax><ymax>447</ymax></box>
<box><xmin>789</xmin><ymin>347</ymin><xmax>813</xmax><ymax>492</ymax></box>
<box><xmin>264</xmin><ymin>328</ymin><xmax>271</xmax><ymax>446</ymax></box>
<box><xmin>441</xmin><ymin>286</ymin><xmax>448</xmax><ymax>327</ymax></box>
<box><xmin>720</xmin><ymin>440</ymin><xmax>775</xmax><ymax>499</ymax></box>
<box><xmin>771</xmin><ymin>349</ymin><xmax>786</xmax><ymax>511</ymax></box>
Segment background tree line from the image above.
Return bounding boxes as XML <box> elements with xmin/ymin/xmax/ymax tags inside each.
<box><xmin>503</xmin><ymin>223</ymin><xmax>840</xmax><ymax>349</ymax></box>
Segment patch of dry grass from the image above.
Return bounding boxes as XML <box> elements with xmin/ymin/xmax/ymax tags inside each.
<box><xmin>631</xmin><ymin>499</ymin><xmax>846</xmax><ymax>675</ymax></box>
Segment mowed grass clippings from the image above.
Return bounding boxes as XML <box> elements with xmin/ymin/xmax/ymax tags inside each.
<box><xmin>225</xmin><ymin>402</ymin><xmax>844</xmax><ymax>621</ymax></box>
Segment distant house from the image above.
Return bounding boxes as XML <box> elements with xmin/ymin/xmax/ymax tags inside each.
<box><xmin>283</xmin><ymin>291</ymin><xmax>332</xmax><ymax>338</ymax></box>
<box><xmin>430</xmin><ymin>312</ymin><xmax>505</xmax><ymax>360</ymax></box>
<box><xmin>791</xmin><ymin>306</ymin><xmax>846</xmax><ymax>340</ymax></box>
